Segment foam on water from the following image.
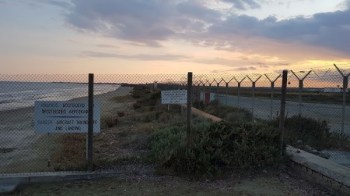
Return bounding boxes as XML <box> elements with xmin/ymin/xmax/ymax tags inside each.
<box><xmin>0</xmin><ymin>82</ymin><xmax>118</xmax><ymax>111</ymax></box>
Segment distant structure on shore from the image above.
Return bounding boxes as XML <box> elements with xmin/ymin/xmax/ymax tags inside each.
<box><xmin>323</xmin><ymin>88</ymin><xmax>348</xmax><ymax>93</ymax></box>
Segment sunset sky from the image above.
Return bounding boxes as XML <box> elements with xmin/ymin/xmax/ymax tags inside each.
<box><xmin>1</xmin><ymin>0</ymin><xmax>350</xmax><ymax>74</ymax></box>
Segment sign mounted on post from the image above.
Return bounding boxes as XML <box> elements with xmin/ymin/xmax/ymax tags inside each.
<box><xmin>34</xmin><ymin>101</ymin><xmax>100</xmax><ymax>133</ymax></box>
<box><xmin>161</xmin><ymin>90</ymin><xmax>187</xmax><ymax>104</ymax></box>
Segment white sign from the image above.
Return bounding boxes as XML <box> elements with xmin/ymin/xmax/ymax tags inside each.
<box><xmin>161</xmin><ymin>90</ymin><xmax>187</xmax><ymax>104</ymax></box>
<box><xmin>34</xmin><ymin>101</ymin><xmax>100</xmax><ymax>133</ymax></box>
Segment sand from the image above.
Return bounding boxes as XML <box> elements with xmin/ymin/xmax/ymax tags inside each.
<box><xmin>0</xmin><ymin>86</ymin><xmax>133</xmax><ymax>173</ymax></box>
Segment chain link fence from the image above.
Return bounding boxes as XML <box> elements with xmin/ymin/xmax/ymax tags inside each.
<box><xmin>0</xmin><ymin>74</ymin><xmax>185</xmax><ymax>174</ymax></box>
<box><xmin>1</xmin><ymin>66</ymin><xmax>350</xmax><ymax>174</ymax></box>
<box><xmin>197</xmin><ymin>65</ymin><xmax>350</xmax><ymax>134</ymax></box>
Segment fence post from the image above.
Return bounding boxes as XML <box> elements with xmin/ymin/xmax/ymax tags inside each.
<box><xmin>223</xmin><ymin>77</ymin><xmax>234</xmax><ymax>105</ymax></box>
<box><xmin>187</xmin><ymin>72</ymin><xmax>193</xmax><ymax>146</ymax></box>
<box><xmin>252</xmin><ymin>81</ymin><xmax>256</xmax><ymax>119</ymax></box>
<box><xmin>87</xmin><ymin>73</ymin><xmax>94</xmax><ymax>171</ymax></box>
<box><xmin>225</xmin><ymin>83</ymin><xmax>228</xmax><ymax>104</ymax></box>
<box><xmin>265</xmin><ymin>74</ymin><xmax>281</xmax><ymax>120</ymax></box>
<box><xmin>279</xmin><ymin>70</ymin><xmax>288</xmax><ymax>155</ymax></box>
<box><xmin>341</xmin><ymin>76</ymin><xmax>349</xmax><ymax>134</ymax></box>
<box><xmin>291</xmin><ymin>70</ymin><xmax>311</xmax><ymax>116</ymax></box>
<box><xmin>234</xmin><ymin>76</ymin><xmax>246</xmax><ymax>108</ymax></box>
<box><xmin>247</xmin><ymin>75</ymin><xmax>262</xmax><ymax>121</ymax></box>
<box><xmin>237</xmin><ymin>82</ymin><xmax>241</xmax><ymax>107</ymax></box>
<box><xmin>334</xmin><ymin>64</ymin><xmax>350</xmax><ymax>134</ymax></box>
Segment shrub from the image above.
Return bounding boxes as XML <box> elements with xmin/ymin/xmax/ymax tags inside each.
<box><xmin>117</xmin><ymin>111</ymin><xmax>125</xmax><ymax>117</ymax></box>
<box><xmin>101</xmin><ymin>115</ymin><xmax>118</xmax><ymax>128</ymax></box>
<box><xmin>131</xmin><ymin>87</ymin><xmax>151</xmax><ymax>98</ymax></box>
<box><xmin>203</xmin><ymin>102</ymin><xmax>252</xmax><ymax>123</ymax></box>
<box><xmin>133</xmin><ymin>102</ymin><xmax>141</xmax><ymax>109</ymax></box>
<box><xmin>193</xmin><ymin>100</ymin><xmax>205</xmax><ymax>109</ymax></box>
<box><xmin>51</xmin><ymin>134</ymin><xmax>86</xmax><ymax>171</ymax></box>
<box><xmin>270</xmin><ymin>116</ymin><xmax>330</xmax><ymax>150</ymax></box>
<box><xmin>150</xmin><ymin>126</ymin><xmax>186</xmax><ymax>164</ymax></box>
<box><xmin>132</xmin><ymin>90</ymin><xmax>161</xmax><ymax>111</ymax></box>
<box><xmin>150</xmin><ymin>121</ymin><xmax>282</xmax><ymax>176</ymax></box>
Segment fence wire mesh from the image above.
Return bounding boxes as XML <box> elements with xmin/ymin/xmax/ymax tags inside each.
<box><xmin>1</xmin><ymin>66</ymin><xmax>350</xmax><ymax>174</ymax></box>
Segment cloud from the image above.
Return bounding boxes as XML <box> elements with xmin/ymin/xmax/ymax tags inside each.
<box><xmin>65</xmin><ymin>0</ymin><xmax>350</xmax><ymax>55</ymax></box>
<box><xmin>14</xmin><ymin>0</ymin><xmax>72</xmax><ymax>9</ymax></box>
<box><xmin>81</xmin><ymin>51</ymin><xmax>189</xmax><ymax>61</ymax></box>
<box><xmin>66</xmin><ymin>0</ymin><xmax>221</xmax><ymax>47</ymax></box>
<box><xmin>221</xmin><ymin>0</ymin><xmax>261</xmax><ymax>10</ymax></box>
<box><xmin>206</xmin><ymin>10</ymin><xmax>350</xmax><ymax>54</ymax></box>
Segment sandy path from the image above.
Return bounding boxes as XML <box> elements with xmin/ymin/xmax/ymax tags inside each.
<box><xmin>0</xmin><ymin>87</ymin><xmax>133</xmax><ymax>173</ymax></box>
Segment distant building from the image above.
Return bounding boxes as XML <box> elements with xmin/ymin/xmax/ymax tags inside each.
<box><xmin>323</xmin><ymin>88</ymin><xmax>348</xmax><ymax>93</ymax></box>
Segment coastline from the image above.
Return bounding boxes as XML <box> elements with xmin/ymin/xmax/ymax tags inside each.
<box><xmin>0</xmin><ymin>86</ymin><xmax>133</xmax><ymax>173</ymax></box>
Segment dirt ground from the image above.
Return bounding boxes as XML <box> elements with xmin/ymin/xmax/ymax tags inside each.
<box><xmin>11</xmin><ymin>166</ymin><xmax>332</xmax><ymax>196</ymax></box>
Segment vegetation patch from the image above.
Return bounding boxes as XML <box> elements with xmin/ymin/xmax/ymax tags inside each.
<box><xmin>101</xmin><ymin>115</ymin><xmax>119</xmax><ymax>128</ymax></box>
<box><xmin>270</xmin><ymin>115</ymin><xmax>350</xmax><ymax>151</ymax></box>
<box><xmin>150</xmin><ymin>120</ymin><xmax>283</xmax><ymax>177</ymax></box>
<box><xmin>199</xmin><ymin>100</ymin><xmax>252</xmax><ymax>123</ymax></box>
<box><xmin>198</xmin><ymin>101</ymin><xmax>350</xmax><ymax>152</ymax></box>
<box><xmin>51</xmin><ymin>134</ymin><xmax>87</xmax><ymax>171</ymax></box>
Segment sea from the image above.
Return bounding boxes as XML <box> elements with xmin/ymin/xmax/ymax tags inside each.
<box><xmin>0</xmin><ymin>81</ymin><xmax>118</xmax><ymax>111</ymax></box>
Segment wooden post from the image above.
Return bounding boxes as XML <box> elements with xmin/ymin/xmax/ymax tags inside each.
<box><xmin>279</xmin><ymin>70</ymin><xmax>288</xmax><ymax>155</ymax></box>
<box><xmin>187</xmin><ymin>72</ymin><xmax>192</xmax><ymax>146</ymax></box>
<box><xmin>87</xmin><ymin>73</ymin><xmax>94</xmax><ymax>171</ymax></box>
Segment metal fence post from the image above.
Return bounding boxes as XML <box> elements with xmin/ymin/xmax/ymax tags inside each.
<box><xmin>223</xmin><ymin>77</ymin><xmax>234</xmax><ymax>105</ymax></box>
<box><xmin>225</xmin><ymin>82</ymin><xmax>228</xmax><ymax>104</ymax></box>
<box><xmin>334</xmin><ymin>64</ymin><xmax>350</xmax><ymax>134</ymax></box>
<box><xmin>187</xmin><ymin>72</ymin><xmax>193</xmax><ymax>145</ymax></box>
<box><xmin>342</xmin><ymin>76</ymin><xmax>349</xmax><ymax>134</ymax></box>
<box><xmin>291</xmin><ymin>70</ymin><xmax>312</xmax><ymax>117</ymax></box>
<box><xmin>279</xmin><ymin>70</ymin><xmax>288</xmax><ymax>155</ymax></box>
<box><xmin>237</xmin><ymin>82</ymin><xmax>241</xmax><ymax>107</ymax></box>
<box><xmin>247</xmin><ymin>75</ymin><xmax>262</xmax><ymax>121</ymax></box>
<box><xmin>87</xmin><ymin>73</ymin><xmax>94</xmax><ymax>171</ymax></box>
<box><xmin>265</xmin><ymin>74</ymin><xmax>281</xmax><ymax>120</ymax></box>
<box><xmin>234</xmin><ymin>76</ymin><xmax>246</xmax><ymax>108</ymax></box>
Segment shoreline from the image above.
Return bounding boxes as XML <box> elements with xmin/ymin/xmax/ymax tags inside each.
<box><xmin>0</xmin><ymin>86</ymin><xmax>133</xmax><ymax>173</ymax></box>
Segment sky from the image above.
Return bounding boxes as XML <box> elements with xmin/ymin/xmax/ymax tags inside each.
<box><xmin>1</xmin><ymin>0</ymin><xmax>350</xmax><ymax>75</ymax></box>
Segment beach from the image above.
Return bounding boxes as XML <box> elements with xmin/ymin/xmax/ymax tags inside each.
<box><xmin>0</xmin><ymin>86</ymin><xmax>133</xmax><ymax>173</ymax></box>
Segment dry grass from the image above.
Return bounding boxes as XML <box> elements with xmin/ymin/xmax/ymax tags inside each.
<box><xmin>51</xmin><ymin>134</ymin><xmax>87</xmax><ymax>171</ymax></box>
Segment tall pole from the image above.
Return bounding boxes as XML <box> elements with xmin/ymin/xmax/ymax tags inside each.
<box><xmin>187</xmin><ymin>72</ymin><xmax>193</xmax><ymax>146</ymax></box>
<box><xmin>237</xmin><ymin>82</ymin><xmax>241</xmax><ymax>107</ymax></box>
<box><xmin>270</xmin><ymin>81</ymin><xmax>275</xmax><ymax>120</ymax></box>
<box><xmin>298</xmin><ymin>80</ymin><xmax>303</xmax><ymax>116</ymax></box>
<box><xmin>234</xmin><ymin>76</ymin><xmax>246</xmax><ymax>108</ymax></box>
<box><xmin>247</xmin><ymin>75</ymin><xmax>262</xmax><ymax>120</ymax></box>
<box><xmin>334</xmin><ymin>64</ymin><xmax>350</xmax><ymax>134</ymax></box>
<box><xmin>225</xmin><ymin>83</ymin><xmax>228</xmax><ymax>104</ymax></box>
<box><xmin>87</xmin><ymin>73</ymin><xmax>94</xmax><ymax>171</ymax></box>
<box><xmin>265</xmin><ymin>74</ymin><xmax>281</xmax><ymax>120</ymax></box>
<box><xmin>252</xmin><ymin>81</ymin><xmax>256</xmax><ymax>120</ymax></box>
<box><xmin>291</xmin><ymin>70</ymin><xmax>311</xmax><ymax>117</ymax></box>
<box><xmin>279</xmin><ymin>70</ymin><xmax>288</xmax><ymax>155</ymax></box>
<box><xmin>341</xmin><ymin>76</ymin><xmax>348</xmax><ymax>134</ymax></box>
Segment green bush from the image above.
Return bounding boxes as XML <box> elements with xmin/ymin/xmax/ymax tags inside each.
<box><xmin>150</xmin><ymin>126</ymin><xmax>186</xmax><ymax>164</ymax></box>
<box><xmin>150</xmin><ymin>121</ymin><xmax>282</xmax><ymax>176</ymax></box>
